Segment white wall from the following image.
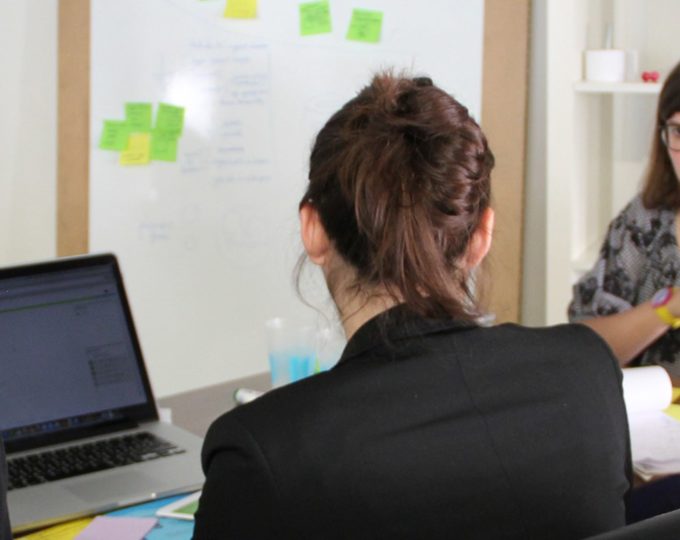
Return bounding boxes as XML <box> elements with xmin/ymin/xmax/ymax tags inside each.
<box><xmin>522</xmin><ymin>0</ymin><xmax>680</xmax><ymax>326</ymax></box>
<box><xmin>522</xmin><ymin>0</ymin><xmax>581</xmax><ymax>326</ymax></box>
<box><xmin>0</xmin><ymin>1</ymin><xmax>57</xmax><ymax>266</ymax></box>
<box><xmin>521</xmin><ymin>0</ymin><xmax>547</xmax><ymax>327</ymax></box>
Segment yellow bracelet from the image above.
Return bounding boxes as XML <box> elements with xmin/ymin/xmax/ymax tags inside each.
<box><xmin>654</xmin><ymin>305</ymin><xmax>680</xmax><ymax>329</ymax></box>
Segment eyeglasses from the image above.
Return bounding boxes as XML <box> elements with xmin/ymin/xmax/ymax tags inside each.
<box><xmin>661</xmin><ymin>123</ymin><xmax>680</xmax><ymax>151</ymax></box>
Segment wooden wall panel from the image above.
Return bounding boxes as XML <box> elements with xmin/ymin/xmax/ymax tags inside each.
<box><xmin>482</xmin><ymin>0</ymin><xmax>531</xmax><ymax>323</ymax></box>
<box><xmin>57</xmin><ymin>0</ymin><xmax>90</xmax><ymax>256</ymax></box>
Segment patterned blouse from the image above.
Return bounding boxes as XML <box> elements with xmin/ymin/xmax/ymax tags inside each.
<box><xmin>568</xmin><ymin>194</ymin><xmax>680</xmax><ymax>375</ymax></box>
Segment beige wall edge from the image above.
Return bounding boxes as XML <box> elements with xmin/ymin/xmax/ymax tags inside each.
<box><xmin>482</xmin><ymin>0</ymin><xmax>531</xmax><ymax>323</ymax></box>
<box><xmin>57</xmin><ymin>0</ymin><xmax>90</xmax><ymax>256</ymax></box>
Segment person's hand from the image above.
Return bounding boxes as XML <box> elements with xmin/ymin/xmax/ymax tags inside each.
<box><xmin>667</xmin><ymin>287</ymin><xmax>680</xmax><ymax>319</ymax></box>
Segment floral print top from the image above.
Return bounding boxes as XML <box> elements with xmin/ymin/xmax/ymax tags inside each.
<box><xmin>568</xmin><ymin>194</ymin><xmax>680</xmax><ymax>374</ymax></box>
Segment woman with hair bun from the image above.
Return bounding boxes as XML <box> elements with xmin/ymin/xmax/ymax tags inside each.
<box><xmin>193</xmin><ymin>72</ymin><xmax>630</xmax><ymax>539</ymax></box>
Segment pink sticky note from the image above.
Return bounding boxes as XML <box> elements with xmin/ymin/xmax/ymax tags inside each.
<box><xmin>75</xmin><ymin>516</ymin><xmax>158</xmax><ymax>540</ymax></box>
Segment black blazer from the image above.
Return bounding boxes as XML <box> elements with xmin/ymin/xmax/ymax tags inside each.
<box><xmin>194</xmin><ymin>308</ymin><xmax>631</xmax><ymax>540</ymax></box>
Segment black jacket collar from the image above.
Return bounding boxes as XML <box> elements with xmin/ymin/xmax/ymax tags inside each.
<box><xmin>336</xmin><ymin>305</ymin><xmax>477</xmax><ymax>366</ymax></box>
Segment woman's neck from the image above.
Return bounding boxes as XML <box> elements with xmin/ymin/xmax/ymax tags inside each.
<box><xmin>323</xmin><ymin>254</ymin><xmax>401</xmax><ymax>340</ymax></box>
<box><xmin>336</xmin><ymin>290</ymin><xmax>399</xmax><ymax>340</ymax></box>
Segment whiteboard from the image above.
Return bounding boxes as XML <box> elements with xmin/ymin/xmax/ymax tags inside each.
<box><xmin>90</xmin><ymin>0</ymin><xmax>484</xmax><ymax>397</ymax></box>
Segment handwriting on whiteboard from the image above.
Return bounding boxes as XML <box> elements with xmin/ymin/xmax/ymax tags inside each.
<box><xmin>158</xmin><ymin>39</ymin><xmax>274</xmax><ymax>184</ymax></box>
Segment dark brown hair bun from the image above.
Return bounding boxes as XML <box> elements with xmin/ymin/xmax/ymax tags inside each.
<box><xmin>302</xmin><ymin>71</ymin><xmax>494</xmax><ymax>320</ymax></box>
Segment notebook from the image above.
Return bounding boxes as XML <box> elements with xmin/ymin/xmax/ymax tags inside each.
<box><xmin>1</xmin><ymin>254</ymin><xmax>204</xmax><ymax>534</ymax></box>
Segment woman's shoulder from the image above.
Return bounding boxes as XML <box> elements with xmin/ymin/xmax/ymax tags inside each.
<box><xmin>479</xmin><ymin>323</ymin><xmax>618</xmax><ymax>366</ymax></box>
<box><xmin>615</xmin><ymin>193</ymin><xmax>672</xmax><ymax>227</ymax></box>
<box><xmin>204</xmin><ymin>372</ymin><xmax>332</xmax><ymax>446</ymax></box>
<box><xmin>605</xmin><ymin>195</ymin><xmax>677</xmax><ymax>256</ymax></box>
<box><xmin>479</xmin><ymin>320</ymin><xmax>603</xmax><ymax>340</ymax></box>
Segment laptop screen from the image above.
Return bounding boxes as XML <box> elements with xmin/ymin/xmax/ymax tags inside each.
<box><xmin>0</xmin><ymin>255</ymin><xmax>156</xmax><ymax>452</ymax></box>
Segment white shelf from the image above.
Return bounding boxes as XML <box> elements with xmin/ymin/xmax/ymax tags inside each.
<box><xmin>573</xmin><ymin>81</ymin><xmax>661</xmax><ymax>94</ymax></box>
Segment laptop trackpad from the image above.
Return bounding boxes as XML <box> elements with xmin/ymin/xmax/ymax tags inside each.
<box><xmin>66</xmin><ymin>471</ymin><xmax>159</xmax><ymax>502</ymax></box>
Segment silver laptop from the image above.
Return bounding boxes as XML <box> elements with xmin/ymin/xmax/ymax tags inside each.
<box><xmin>1</xmin><ymin>254</ymin><xmax>204</xmax><ymax>534</ymax></box>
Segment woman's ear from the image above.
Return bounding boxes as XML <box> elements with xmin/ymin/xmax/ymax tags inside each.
<box><xmin>465</xmin><ymin>207</ymin><xmax>494</xmax><ymax>269</ymax></box>
<box><xmin>300</xmin><ymin>203</ymin><xmax>331</xmax><ymax>266</ymax></box>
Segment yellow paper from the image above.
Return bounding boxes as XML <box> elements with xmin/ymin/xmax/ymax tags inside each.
<box><xmin>120</xmin><ymin>133</ymin><xmax>151</xmax><ymax>166</ymax></box>
<box><xmin>224</xmin><ymin>0</ymin><xmax>257</xmax><ymax>19</ymax></box>
<box><xmin>673</xmin><ymin>387</ymin><xmax>680</xmax><ymax>403</ymax></box>
<box><xmin>666</xmin><ymin>400</ymin><xmax>680</xmax><ymax>422</ymax></box>
<box><xmin>20</xmin><ymin>517</ymin><xmax>93</xmax><ymax>539</ymax></box>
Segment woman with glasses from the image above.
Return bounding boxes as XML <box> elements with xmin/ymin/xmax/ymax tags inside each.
<box><xmin>570</xmin><ymin>62</ymin><xmax>680</xmax><ymax>523</ymax></box>
<box><xmin>569</xmin><ymin>61</ymin><xmax>680</xmax><ymax>383</ymax></box>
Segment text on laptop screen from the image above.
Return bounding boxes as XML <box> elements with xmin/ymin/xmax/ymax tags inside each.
<box><xmin>0</xmin><ymin>264</ymin><xmax>148</xmax><ymax>443</ymax></box>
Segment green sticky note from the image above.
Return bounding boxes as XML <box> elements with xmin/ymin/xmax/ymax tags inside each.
<box><xmin>346</xmin><ymin>9</ymin><xmax>383</xmax><ymax>43</ymax></box>
<box><xmin>99</xmin><ymin>120</ymin><xmax>130</xmax><ymax>151</ymax></box>
<box><xmin>155</xmin><ymin>103</ymin><xmax>185</xmax><ymax>136</ymax></box>
<box><xmin>151</xmin><ymin>132</ymin><xmax>179</xmax><ymax>162</ymax></box>
<box><xmin>125</xmin><ymin>102</ymin><xmax>153</xmax><ymax>133</ymax></box>
<box><xmin>299</xmin><ymin>1</ymin><xmax>331</xmax><ymax>36</ymax></box>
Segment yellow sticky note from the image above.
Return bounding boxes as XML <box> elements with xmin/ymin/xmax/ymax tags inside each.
<box><xmin>120</xmin><ymin>133</ymin><xmax>151</xmax><ymax>166</ymax></box>
<box><xmin>224</xmin><ymin>0</ymin><xmax>257</xmax><ymax>19</ymax></box>
<box><xmin>20</xmin><ymin>517</ymin><xmax>93</xmax><ymax>539</ymax></box>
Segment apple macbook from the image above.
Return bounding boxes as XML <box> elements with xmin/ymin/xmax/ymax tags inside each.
<box><xmin>1</xmin><ymin>254</ymin><xmax>204</xmax><ymax>534</ymax></box>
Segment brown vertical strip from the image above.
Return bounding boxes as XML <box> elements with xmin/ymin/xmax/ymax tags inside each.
<box><xmin>57</xmin><ymin>0</ymin><xmax>90</xmax><ymax>256</ymax></box>
<box><xmin>481</xmin><ymin>0</ymin><xmax>530</xmax><ymax>323</ymax></box>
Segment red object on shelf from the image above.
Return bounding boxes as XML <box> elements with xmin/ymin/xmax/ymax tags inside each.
<box><xmin>642</xmin><ymin>71</ymin><xmax>660</xmax><ymax>82</ymax></box>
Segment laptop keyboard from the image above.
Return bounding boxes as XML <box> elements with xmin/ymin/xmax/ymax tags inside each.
<box><xmin>7</xmin><ymin>432</ymin><xmax>185</xmax><ymax>491</ymax></box>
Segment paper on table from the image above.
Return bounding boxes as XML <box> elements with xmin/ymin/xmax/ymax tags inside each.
<box><xmin>155</xmin><ymin>490</ymin><xmax>201</xmax><ymax>520</ymax></box>
<box><xmin>106</xmin><ymin>493</ymin><xmax>195</xmax><ymax>539</ymax></box>
<box><xmin>629</xmin><ymin>412</ymin><xmax>680</xmax><ymax>480</ymax></box>
<box><xmin>622</xmin><ymin>365</ymin><xmax>673</xmax><ymax>414</ymax></box>
<box><xmin>622</xmin><ymin>366</ymin><xmax>680</xmax><ymax>480</ymax></box>
<box><xmin>19</xmin><ymin>517</ymin><xmax>93</xmax><ymax>539</ymax></box>
<box><xmin>75</xmin><ymin>516</ymin><xmax>157</xmax><ymax>540</ymax></box>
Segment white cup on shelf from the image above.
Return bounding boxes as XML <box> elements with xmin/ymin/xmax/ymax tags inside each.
<box><xmin>584</xmin><ymin>49</ymin><xmax>626</xmax><ymax>82</ymax></box>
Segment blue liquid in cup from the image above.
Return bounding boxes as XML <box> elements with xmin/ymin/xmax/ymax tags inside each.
<box><xmin>269</xmin><ymin>350</ymin><xmax>314</xmax><ymax>387</ymax></box>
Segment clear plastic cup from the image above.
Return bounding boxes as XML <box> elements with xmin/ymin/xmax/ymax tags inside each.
<box><xmin>264</xmin><ymin>318</ymin><xmax>346</xmax><ymax>388</ymax></box>
<box><xmin>265</xmin><ymin>318</ymin><xmax>317</xmax><ymax>388</ymax></box>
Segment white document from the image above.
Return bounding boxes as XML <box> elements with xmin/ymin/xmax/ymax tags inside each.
<box><xmin>622</xmin><ymin>366</ymin><xmax>680</xmax><ymax>480</ymax></box>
